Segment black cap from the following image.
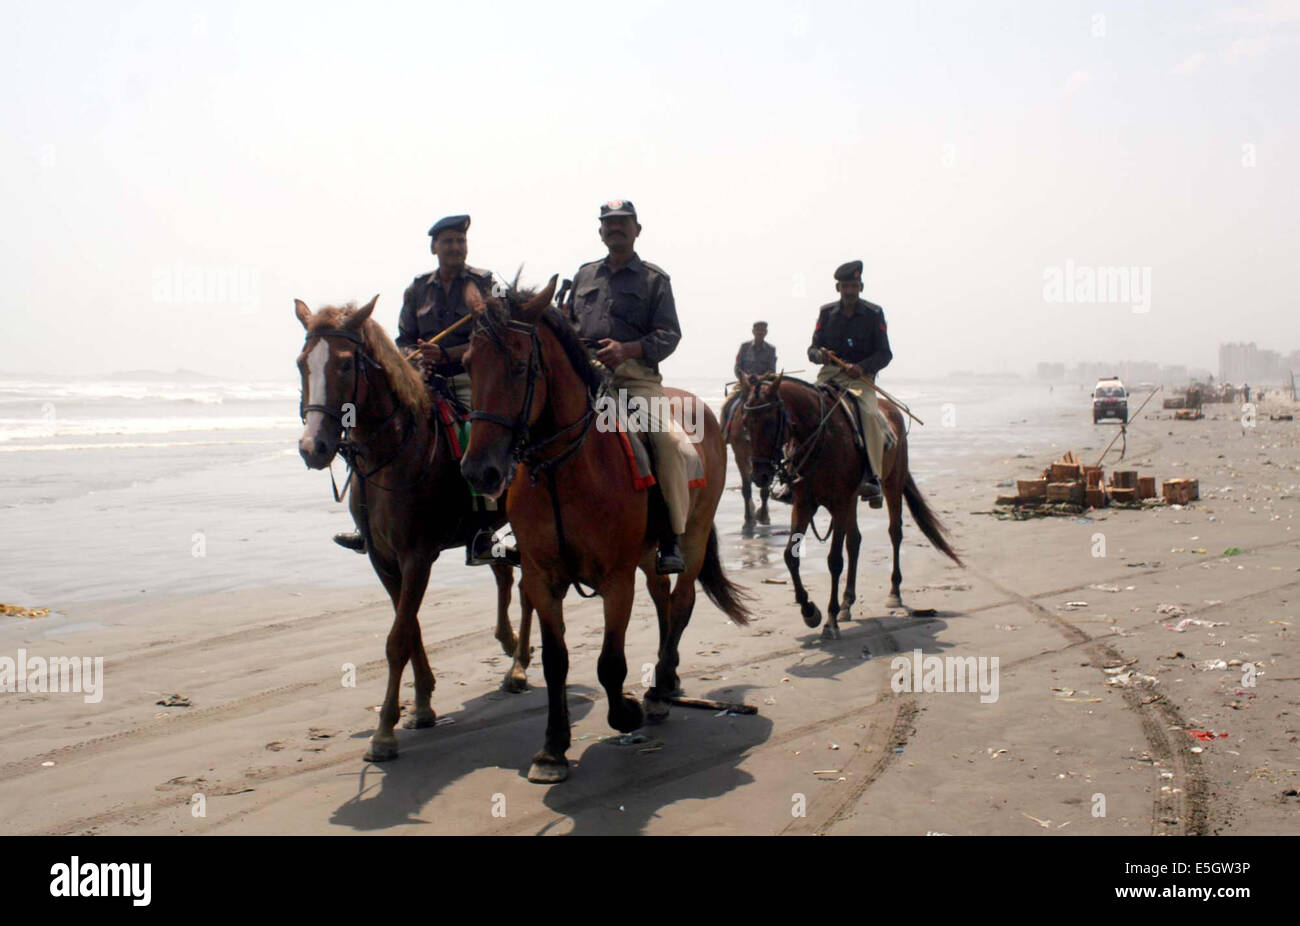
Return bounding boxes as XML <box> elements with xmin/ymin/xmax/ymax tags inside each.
<box><xmin>599</xmin><ymin>199</ymin><xmax>637</xmax><ymax>220</ymax></box>
<box><xmin>428</xmin><ymin>214</ymin><xmax>471</xmax><ymax>239</ymax></box>
<box><xmin>753</xmin><ymin>320</ymin><xmax>768</xmax><ymax>328</ymax></box>
<box><xmin>834</xmin><ymin>260</ymin><xmax>863</xmax><ymax>282</ymax></box>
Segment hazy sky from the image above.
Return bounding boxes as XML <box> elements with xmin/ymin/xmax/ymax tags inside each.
<box><xmin>3</xmin><ymin>0</ymin><xmax>1297</xmax><ymax>381</ymax></box>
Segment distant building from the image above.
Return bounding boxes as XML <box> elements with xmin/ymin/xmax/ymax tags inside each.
<box><xmin>1220</xmin><ymin>342</ymin><xmax>1290</xmax><ymax>384</ymax></box>
<box><xmin>1036</xmin><ymin>362</ymin><xmax>1065</xmax><ymax>381</ymax></box>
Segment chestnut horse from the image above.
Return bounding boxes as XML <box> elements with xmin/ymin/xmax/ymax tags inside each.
<box><xmin>295</xmin><ymin>296</ymin><xmax>532</xmax><ymax>762</ymax></box>
<box><xmin>460</xmin><ymin>278</ymin><xmax>752</xmax><ymax>784</ymax></box>
<box><xmin>721</xmin><ymin>392</ymin><xmax>771</xmax><ymax>536</ymax></box>
<box><xmin>738</xmin><ymin>372</ymin><xmax>961</xmax><ymax>639</ymax></box>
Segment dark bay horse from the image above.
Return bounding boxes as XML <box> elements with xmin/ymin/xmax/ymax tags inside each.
<box><xmin>721</xmin><ymin>392</ymin><xmax>771</xmax><ymax>536</ymax></box>
<box><xmin>295</xmin><ymin>296</ymin><xmax>532</xmax><ymax>762</ymax></box>
<box><xmin>738</xmin><ymin>372</ymin><xmax>961</xmax><ymax>639</ymax></box>
<box><xmin>459</xmin><ymin>278</ymin><xmax>752</xmax><ymax>784</ymax></box>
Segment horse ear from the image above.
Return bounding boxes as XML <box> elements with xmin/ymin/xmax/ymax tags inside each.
<box><xmin>294</xmin><ymin>299</ymin><xmax>312</xmax><ymax>330</ymax></box>
<box><xmin>346</xmin><ymin>294</ymin><xmax>378</xmax><ymax>329</ymax></box>
<box><xmin>771</xmin><ymin>371</ymin><xmax>783</xmax><ymax>395</ymax></box>
<box><xmin>464</xmin><ymin>279</ymin><xmax>487</xmax><ymax>315</ymax></box>
<box><xmin>521</xmin><ymin>275</ymin><xmax>558</xmax><ymax>320</ymax></box>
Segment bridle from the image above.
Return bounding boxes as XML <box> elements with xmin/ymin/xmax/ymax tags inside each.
<box><xmin>742</xmin><ymin>378</ymin><xmax>839</xmax><ymax>488</ymax></box>
<box><xmin>299</xmin><ymin>327</ymin><xmax>419</xmax><ymax>547</ymax></box>
<box><xmin>467</xmin><ymin>311</ymin><xmax>599</xmax><ymax>597</ymax></box>
<box><xmin>467</xmin><ymin>315</ymin><xmax>596</xmax><ymax>484</ymax></box>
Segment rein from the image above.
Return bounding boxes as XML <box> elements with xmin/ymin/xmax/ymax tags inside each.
<box><xmin>743</xmin><ymin>379</ymin><xmax>839</xmax><ymax>486</ymax></box>
<box><xmin>470</xmin><ymin>315</ymin><xmax>599</xmax><ymax>598</ymax></box>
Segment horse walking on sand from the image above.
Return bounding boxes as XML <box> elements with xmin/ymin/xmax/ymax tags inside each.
<box><xmin>721</xmin><ymin>392</ymin><xmax>771</xmax><ymax>536</ymax></box>
<box><xmin>459</xmin><ymin>277</ymin><xmax>752</xmax><ymax>784</ymax></box>
<box><xmin>737</xmin><ymin>371</ymin><xmax>962</xmax><ymax>639</ymax></box>
<box><xmin>294</xmin><ymin>296</ymin><xmax>532</xmax><ymax>762</ymax></box>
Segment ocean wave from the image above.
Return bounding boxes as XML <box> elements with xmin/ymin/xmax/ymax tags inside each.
<box><xmin>0</xmin><ymin>415</ymin><xmax>301</xmax><ymax>443</ymax></box>
<box><xmin>0</xmin><ymin>438</ymin><xmax>291</xmax><ymax>453</ymax></box>
<box><xmin>0</xmin><ymin>379</ymin><xmax>299</xmax><ymax>405</ymax></box>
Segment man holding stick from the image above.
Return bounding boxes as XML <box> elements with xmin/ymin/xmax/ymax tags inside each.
<box><xmin>807</xmin><ymin>260</ymin><xmax>893</xmax><ymax>506</ymax></box>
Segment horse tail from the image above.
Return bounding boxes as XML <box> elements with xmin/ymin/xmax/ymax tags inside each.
<box><xmin>903</xmin><ymin>473</ymin><xmax>963</xmax><ymax>566</ymax></box>
<box><xmin>698</xmin><ymin>526</ymin><xmax>753</xmax><ymax>625</ymax></box>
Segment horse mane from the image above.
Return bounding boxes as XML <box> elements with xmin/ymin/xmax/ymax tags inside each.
<box><xmin>306</xmin><ymin>304</ymin><xmax>431</xmax><ymax>419</ymax></box>
<box><xmin>481</xmin><ymin>287</ymin><xmax>604</xmax><ymax>396</ymax></box>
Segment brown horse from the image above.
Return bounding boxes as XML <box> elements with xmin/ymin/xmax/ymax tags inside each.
<box><xmin>295</xmin><ymin>296</ymin><xmax>532</xmax><ymax>762</ymax></box>
<box><xmin>459</xmin><ymin>278</ymin><xmax>752</xmax><ymax>784</ymax></box>
<box><xmin>737</xmin><ymin>371</ymin><xmax>961</xmax><ymax>639</ymax></box>
<box><xmin>721</xmin><ymin>391</ymin><xmax>771</xmax><ymax>536</ymax></box>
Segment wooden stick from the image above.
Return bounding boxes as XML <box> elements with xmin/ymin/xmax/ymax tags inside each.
<box><xmin>821</xmin><ymin>350</ymin><xmax>925</xmax><ymax>426</ymax></box>
<box><xmin>666</xmin><ymin>696</ymin><xmax>758</xmax><ymax>715</ymax></box>
<box><xmin>1094</xmin><ymin>385</ymin><xmax>1162</xmax><ymax>468</ymax></box>
<box><xmin>403</xmin><ymin>312</ymin><xmax>475</xmax><ymax>362</ymax></box>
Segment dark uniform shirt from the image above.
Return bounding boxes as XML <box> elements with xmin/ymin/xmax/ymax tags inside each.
<box><xmin>567</xmin><ymin>253</ymin><xmax>680</xmax><ymax>373</ymax></box>
<box><xmin>735</xmin><ymin>340</ymin><xmax>777</xmax><ymax>379</ymax></box>
<box><xmin>395</xmin><ymin>265</ymin><xmax>495</xmax><ymax>375</ymax></box>
<box><xmin>807</xmin><ymin>298</ymin><xmax>892</xmax><ymax>375</ymax></box>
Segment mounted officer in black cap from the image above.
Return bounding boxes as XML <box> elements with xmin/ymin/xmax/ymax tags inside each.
<box><xmin>564</xmin><ymin>199</ymin><xmax>691</xmax><ymax>574</ymax></box>
<box><xmin>807</xmin><ymin>260</ymin><xmax>893</xmax><ymax>506</ymax></box>
<box><xmin>333</xmin><ymin>214</ymin><xmax>509</xmax><ymax>564</ymax></box>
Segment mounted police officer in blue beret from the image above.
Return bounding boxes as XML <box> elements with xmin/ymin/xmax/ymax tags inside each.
<box><xmin>334</xmin><ymin>214</ymin><xmax>507</xmax><ymax>564</ymax></box>
<box><xmin>807</xmin><ymin>260</ymin><xmax>893</xmax><ymax>507</ymax></box>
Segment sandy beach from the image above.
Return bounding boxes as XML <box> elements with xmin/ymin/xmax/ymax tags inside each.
<box><xmin>1</xmin><ymin>391</ymin><xmax>1297</xmax><ymax>836</ymax></box>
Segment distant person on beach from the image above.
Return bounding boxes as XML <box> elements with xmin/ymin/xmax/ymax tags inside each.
<box><xmin>563</xmin><ymin>199</ymin><xmax>689</xmax><ymax>574</ymax></box>
<box><xmin>335</xmin><ymin>214</ymin><xmax>504</xmax><ymax>564</ymax></box>
<box><xmin>1244</xmin><ymin>383</ymin><xmax>1251</xmax><ymax>403</ymax></box>
<box><xmin>734</xmin><ymin>321</ymin><xmax>777</xmax><ymax>381</ymax></box>
<box><xmin>807</xmin><ymin>260</ymin><xmax>892</xmax><ymax>504</ymax></box>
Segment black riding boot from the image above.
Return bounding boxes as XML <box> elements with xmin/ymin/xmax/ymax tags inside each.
<box><xmin>858</xmin><ymin>458</ymin><xmax>883</xmax><ymax>508</ymax></box>
<box><xmin>656</xmin><ymin>534</ymin><xmax>686</xmax><ymax>575</ymax></box>
<box><xmin>333</xmin><ymin>531</ymin><xmax>366</xmax><ymax>553</ymax></box>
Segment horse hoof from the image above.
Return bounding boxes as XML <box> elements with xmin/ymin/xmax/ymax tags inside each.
<box><xmin>886</xmin><ymin>594</ymin><xmax>903</xmax><ymax>610</ymax></box>
<box><xmin>402</xmin><ymin>708</ymin><xmax>437</xmax><ymax>729</ymax></box>
<box><xmin>741</xmin><ymin>523</ymin><xmax>755</xmax><ymax>538</ymax></box>
<box><xmin>609</xmin><ymin>694</ymin><xmax>644</xmax><ymax>733</ymax></box>
<box><xmin>364</xmin><ymin>736</ymin><xmax>399</xmax><ymax>762</ymax></box>
<box><xmin>497</xmin><ymin>634</ymin><xmax>519</xmax><ymax>659</ymax></box>
<box><xmin>527</xmin><ymin>753</ymin><xmax>569</xmax><ymax>784</ymax></box>
<box><xmin>801</xmin><ymin>602</ymin><xmax>823</xmax><ymax>628</ymax></box>
<box><xmin>821</xmin><ymin>624</ymin><xmax>841</xmax><ymax>641</ymax></box>
<box><xmin>840</xmin><ymin>606</ymin><xmax>853</xmax><ymax>622</ymax></box>
<box><xmin>501</xmin><ymin>667</ymin><xmax>529</xmax><ymax>693</ymax></box>
<box><xmin>757</xmin><ymin>511</ymin><xmax>770</xmax><ymax>526</ymax></box>
<box><xmin>644</xmin><ymin>695</ymin><xmax>671</xmax><ymax>724</ymax></box>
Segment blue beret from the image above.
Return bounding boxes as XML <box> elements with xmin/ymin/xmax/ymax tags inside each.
<box><xmin>428</xmin><ymin>215</ymin><xmax>471</xmax><ymax>238</ymax></box>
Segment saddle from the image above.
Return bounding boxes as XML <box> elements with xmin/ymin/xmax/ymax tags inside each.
<box><xmin>816</xmin><ymin>381</ymin><xmax>897</xmax><ymax>455</ymax></box>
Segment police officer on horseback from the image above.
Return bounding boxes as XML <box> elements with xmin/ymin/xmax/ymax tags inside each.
<box><xmin>334</xmin><ymin>214</ymin><xmax>507</xmax><ymax>564</ymax></box>
<box><xmin>807</xmin><ymin>260</ymin><xmax>892</xmax><ymax>506</ymax></box>
<box><xmin>565</xmin><ymin>199</ymin><xmax>689</xmax><ymax>574</ymax></box>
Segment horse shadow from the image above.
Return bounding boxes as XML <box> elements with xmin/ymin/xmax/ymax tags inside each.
<box><xmin>782</xmin><ymin>610</ymin><xmax>963</xmax><ymax>683</ymax></box>
<box><xmin>536</xmin><ymin>684</ymin><xmax>774</xmax><ymax>836</ymax></box>
<box><xmin>329</xmin><ymin>683</ymin><xmax>599</xmax><ymax>832</ymax></box>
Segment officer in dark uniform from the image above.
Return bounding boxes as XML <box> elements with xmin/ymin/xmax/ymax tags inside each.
<box><xmin>565</xmin><ymin>199</ymin><xmax>689</xmax><ymax>574</ymax></box>
<box><xmin>334</xmin><ymin>214</ymin><xmax>505</xmax><ymax>564</ymax></box>
<box><xmin>734</xmin><ymin>321</ymin><xmax>777</xmax><ymax>380</ymax></box>
<box><xmin>807</xmin><ymin>260</ymin><xmax>892</xmax><ymax>505</ymax></box>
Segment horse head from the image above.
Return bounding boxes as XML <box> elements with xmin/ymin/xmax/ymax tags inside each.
<box><xmin>740</xmin><ymin>372</ymin><xmax>785</xmax><ymax>489</ymax></box>
<box><xmin>294</xmin><ymin>295</ymin><xmax>378</xmax><ymax>469</ymax></box>
<box><xmin>460</xmin><ymin>275</ymin><xmax>558</xmax><ymax>499</ymax></box>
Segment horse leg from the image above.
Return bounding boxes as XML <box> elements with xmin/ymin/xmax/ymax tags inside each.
<box><xmin>596</xmin><ymin>576</ymin><xmax>644</xmax><ymax>735</ymax></box>
<box><xmin>842</xmin><ymin>508</ymin><xmax>861</xmax><ymax>622</ymax></box>
<box><xmin>787</xmin><ymin>495</ymin><xmax>821</xmax><ymax>628</ymax></box>
<box><xmin>503</xmin><ymin>583</ymin><xmax>533</xmax><ymax>693</ymax></box>
<box><xmin>740</xmin><ymin>469</ymin><xmax>756</xmax><ymax>537</ymax></box>
<box><xmin>757</xmin><ymin>484</ymin><xmax>770</xmax><ymax>525</ymax></box>
<box><xmin>404</xmin><ymin>615</ymin><xmax>438</xmax><ymax>730</ymax></box>
<box><xmin>886</xmin><ymin>479</ymin><xmax>905</xmax><ymax>608</ymax></box>
<box><xmin>641</xmin><ymin>568</ymin><xmax>674</xmax><ymax>722</ymax></box>
<box><xmin>491</xmin><ymin>562</ymin><xmax>518</xmax><ymax>657</ymax></box>
<box><xmin>823</xmin><ymin>519</ymin><xmax>846</xmax><ymax>641</ymax></box>
<box><xmin>527</xmin><ymin>591</ymin><xmax>571</xmax><ymax>784</ymax></box>
<box><xmin>366</xmin><ymin>556</ymin><xmax>432</xmax><ymax>761</ymax></box>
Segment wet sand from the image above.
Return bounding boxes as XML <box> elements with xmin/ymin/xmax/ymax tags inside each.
<box><xmin>2</xmin><ymin>397</ymin><xmax>1297</xmax><ymax>835</ymax></box>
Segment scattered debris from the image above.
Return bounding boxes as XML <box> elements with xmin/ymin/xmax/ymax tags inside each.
<box><xmin>0</xmin><ymin>603</ymin><xmax>51</xmax><ymax>619</ymax></box>
<box><xmin>156</xmin><ymin>694</ymin><xmax>191</xmax><ymax>708</ymax></box>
